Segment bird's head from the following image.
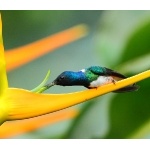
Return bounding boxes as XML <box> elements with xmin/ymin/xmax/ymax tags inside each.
<box><xmin>46</xmin><ymin>71</ymin><xmax>77</xmax><ymax>88</ymax></box>
<box><xmin>54</xmin><ymin>71</ymin><xmax>79</xmax><ymax>86</ymax></box>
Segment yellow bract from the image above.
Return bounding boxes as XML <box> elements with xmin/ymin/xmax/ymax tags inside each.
<box><xmin>0</xmin><ymin>14</ymin><xmax>8</xmax><ymax>96</ymax></box>
<box><xmin>4</xmin><ymin>69</ymin><xmax>150</xmax><ymax>121</ymax></box>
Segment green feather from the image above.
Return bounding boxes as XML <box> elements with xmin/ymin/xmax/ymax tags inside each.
<box><xmin>87</xmin><ymin>66</ymin><xmax>106</xmax><ymax>75</ymax></box>
<box><xmin>84</xmin><ymin>68</ymin><xmax>99</xmax><ymax>82</ymax></box>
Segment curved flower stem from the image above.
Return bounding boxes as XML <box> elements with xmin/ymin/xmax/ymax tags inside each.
<box><xmin>5</xmin><ymin>70</ymin><xmax>150</xmax><ymax>121</ymax></box>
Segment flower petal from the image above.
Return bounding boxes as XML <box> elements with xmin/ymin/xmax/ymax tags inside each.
<box><xmin>5</xmin><ymin>70</ymin><xmax>150</xmax><ymax>121</ymax></box>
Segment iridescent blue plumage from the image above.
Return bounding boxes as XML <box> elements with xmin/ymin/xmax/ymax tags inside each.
<box><xmin>53</xmin><ymin>71</ymin><xmax>89</xmax><ymax>87</ymax></box>
<box><xmin>45</xmin><ymin>66</ymin><xmax>139</xmax><ymax>92</ymax></box>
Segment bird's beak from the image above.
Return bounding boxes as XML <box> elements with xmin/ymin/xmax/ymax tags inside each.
<box><xmin>44</xmin><ymin>81</ymin><xmax>55</xmax><ymax>89</ymax></box>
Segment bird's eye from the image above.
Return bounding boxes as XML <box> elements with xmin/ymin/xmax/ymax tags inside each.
<box><xmin>60</xmin><ymin>76</ymin><xmax>65</xmax><ymax>79</ymax></box>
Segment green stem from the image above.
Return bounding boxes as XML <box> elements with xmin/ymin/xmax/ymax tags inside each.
<box><xmin>31</xmin><ymin>70</ymin><xmax>50</xmax><ymax>93</ymax></box>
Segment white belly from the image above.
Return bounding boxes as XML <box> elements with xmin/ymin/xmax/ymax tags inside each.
<box><xmin>89</xmin><ymin>76</ymin><xmax>114</xmax><ymax>88</ymax></box>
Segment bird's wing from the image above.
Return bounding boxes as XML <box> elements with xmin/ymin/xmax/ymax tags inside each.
<box><xmin>88</xmin><ymin>66</ymin><xmax>126</xmax><ymax>79</ymax></box>
<box><xmin>104</xmin><ymin>67</ymin><xmax>126</xmax><ymax>79</ymax></box>
<box><xmin>88</xmin><ymin>66</ymin><xmax>106</xmax><ymax>75</ymax></box>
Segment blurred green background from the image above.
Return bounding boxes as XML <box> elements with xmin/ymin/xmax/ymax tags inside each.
<box><xmin>1</xmin><ymin>10</ymin><xmax>150</xmax><ymax>139</ymax></box>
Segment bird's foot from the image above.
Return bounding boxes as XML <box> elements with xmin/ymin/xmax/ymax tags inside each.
<box><xmin>111</xmin><ymin>79</ymin><xmax>116</xmax><ymax>84</ymax></box>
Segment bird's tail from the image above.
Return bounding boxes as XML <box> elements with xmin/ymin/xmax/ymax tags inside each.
<box><xmin>113</xmin><ymin>84</ymin><xmax>140</xmax><ymax>93</ymax></box>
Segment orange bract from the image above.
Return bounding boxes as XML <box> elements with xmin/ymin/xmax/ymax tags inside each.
<box><xmin>5</xmin><ymin>24</ymin><xmax>88</xmax><ymax>71</ymax></box>
<box><xmin>0</xmin><ymin>109</ymin><xmax>78</xmax><ymax>138</ymax></box>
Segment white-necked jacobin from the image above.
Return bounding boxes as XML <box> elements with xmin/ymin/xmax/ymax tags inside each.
<box><xmin>45</xmin><ymin>66</ymin><xmax>139</xmax><ymax>92</ymax></box>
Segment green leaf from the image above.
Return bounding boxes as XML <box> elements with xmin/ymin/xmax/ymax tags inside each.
<box><xmin>129</xmin><ymin>119</ymin><xmax>150</xmax><ymax>138</ymax></box>
<box><xmin>120</xmin><ymin>21</ymin><xmax>150</xmax><ymax>64</ymax></box>
<box><xmin>117</xmin><ymin>53</ymin><xmax>150</xmax><ymax>74</ymax></box>
<box><xmin>65</xmin><ymin>96</ymin><xmax>112</xmax><ymax>138</ymax></box>
<box><xmin>95</xmin><ymin>10</ymin><xmax>150</xmax><ymax>67</ymax></box>
<box><xmin>104</xmin><ymin>79</ymin><xmax>150</xmax><ymax>138</ymax></box>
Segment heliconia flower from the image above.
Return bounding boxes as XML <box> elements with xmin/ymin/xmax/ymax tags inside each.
<box><xmin>1</xmin><ymin>16</ymin><xmax>88</xmax><ymax>137</ymax></box>
<box><xmin>0</xmin><ymin>12</ymin><xmax>149</xmax><ymax>132</ymax></box>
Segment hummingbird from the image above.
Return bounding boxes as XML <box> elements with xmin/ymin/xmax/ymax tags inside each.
<box><xmin>45</xmin><ymin>66</ymin><xmax>139</xmax><ymax>93</ymax></box>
